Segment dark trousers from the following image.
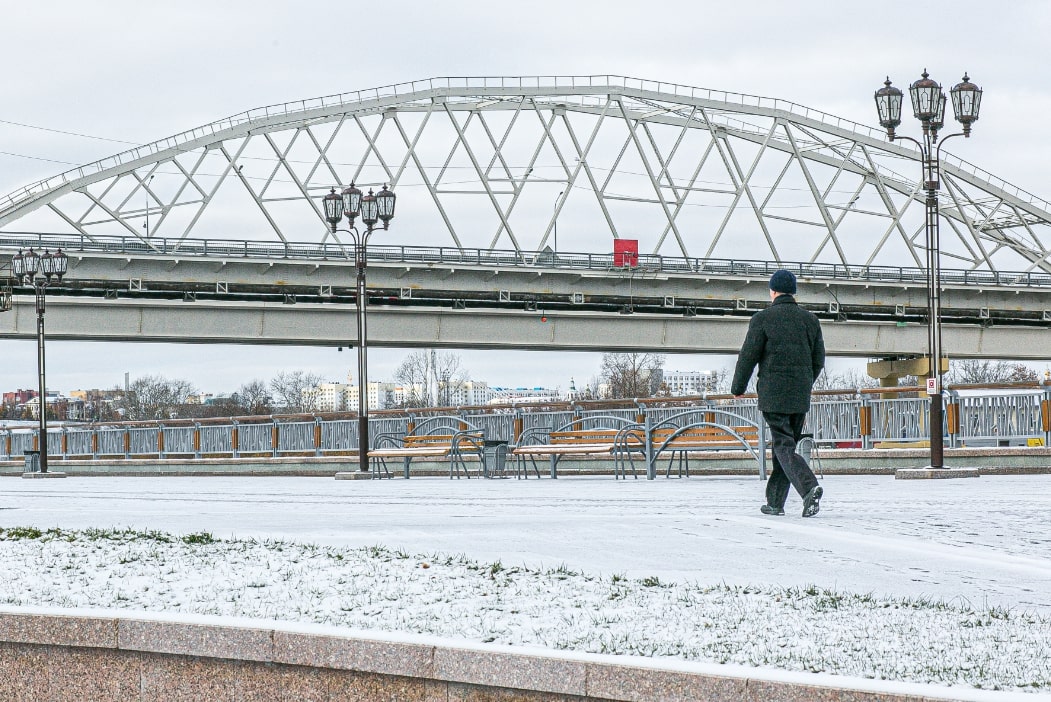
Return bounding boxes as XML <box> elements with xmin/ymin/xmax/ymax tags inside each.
<box><xmin>762</xmin><ymin>412</ymin><xmax>819</xmax><ymax>509</ymax></box>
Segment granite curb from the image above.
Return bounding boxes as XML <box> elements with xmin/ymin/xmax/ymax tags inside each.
<box><xmin>0</xmin><ymin>610</ymin><xmax>1040</xmax><ymax>702</ymax></box>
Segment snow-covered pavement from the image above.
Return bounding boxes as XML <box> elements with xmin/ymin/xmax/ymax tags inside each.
<box><xmin>2</xmin><ymin>473</ymin><xmax>1049</xmax><ymax>614</ymax></box>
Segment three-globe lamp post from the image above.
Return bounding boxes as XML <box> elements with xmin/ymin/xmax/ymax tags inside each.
<box><xmin>322</xmin><ymin>184</ymin><xmax>396</xmax><ymax>473</ymax></box>
<box><xmin>11</xmin><ymin>247</ymin><xmax>68</xmax><ymax>474</ymax></box>
<box><xmin>873</xmin><ymin>70</ymin><xmax>982</xmax><ymax>469</ymax></box>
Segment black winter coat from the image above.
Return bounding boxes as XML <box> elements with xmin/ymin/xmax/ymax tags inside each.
<box><xmin>730</xmin><ymin>294</ymin><xmax>825</xmax><ymax>414</ymax></box>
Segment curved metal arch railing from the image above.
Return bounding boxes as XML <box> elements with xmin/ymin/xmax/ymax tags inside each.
<box><xmin>0</xmin><ymin>74</ymin><xmax>895</xmax><ymax>215</ymax></box>
<box><xmin>3</xmin><ymin>76</ymin><xmax>1050</xmax><ymax>272</ymax></box>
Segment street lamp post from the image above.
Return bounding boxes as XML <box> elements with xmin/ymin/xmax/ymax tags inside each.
<box><xmin>322</xmin><ymin>184</ymin><xmax>396</xmax><ymax>473</ymax></box>
<box><xmin>11</xmin><ymin>248</ymin><xmax>68</xmax><ymax>473</ymax></box>
<box><xmin>874</xmin><ymin>70</ymin><xmax>982</xmax><ymax>469</ymax></box>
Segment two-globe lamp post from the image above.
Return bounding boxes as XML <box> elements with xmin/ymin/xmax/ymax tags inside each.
<box><xmin>873</xmin><ymin>70</ymin><xmax>982</xmax><ymax>469</ymax></box>
<box><xmin>11</xmin><ymin>247</ymin><xmax>68</xmax><ymax>474</ymax></box>
<box><xmin>322</xmin><ymin>184</ymin><xmax>396</xmax><ymax>473</ymax></box>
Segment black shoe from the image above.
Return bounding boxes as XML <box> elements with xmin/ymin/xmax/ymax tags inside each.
<box><xmin>802</xmin><ymin>485</ymin><xmax>823</xmax><ymax>518</ymax></box>
<box><xmin>760</xmin><ymin>505</ymin><xmax>785</xmax><ymax>516</ymax></box>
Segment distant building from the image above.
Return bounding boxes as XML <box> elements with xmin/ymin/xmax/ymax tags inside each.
<box><xmin>305</xmin><ymin>378</ymin><xmax>396</xmax><ymax>412</ymax></box>
<box><xmin>24</xmin><ymin>394</ymin><xmax>84</xmax><ymax>420</ymax></box>
<box><xmin>67</xmin><ymin>389</ymin><xmax>121</xmax><ymax>420</ymax></box>
<box><xmin>306</xmin><ymin>382</ymin><xmax>350</xmax><ymax>412</ymax></box>
<box><xmin>489</xmin><ymin>386</ymin><xmax>559</xmax><ymax>405</ymax></box>
<box><xmin>662</xmin><ymin>370</ymin><xmax>718</xmax><ymax>397</ymax></box>
<box><xmin>68</xmin><ymin>389</ymin><xmax>122</xmax><ymax>403</ymax></box>
<box><xmin>391</xmin><ymin>383</ymin><xmax>426</xmax><ymax>407</ymax></box>
<box><xmin>346</xmin><ymin>382</ymin><xmax>396</xmax><ymax>412</ymax></box>
<box><xmin>2</xmin><ymin>389</ymin><xmax>37</xmax><ymax>406</ymax></box>
<box><xmin>441</xmin><ymin>380</ymin><xmax>493</xmax><ymax>406</ymax></box>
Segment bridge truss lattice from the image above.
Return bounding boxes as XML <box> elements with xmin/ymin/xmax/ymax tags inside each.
<box><xmin>2</xmin><ymin>76</ymin><xmax>1050</xmax><ymax>272</ymax></box>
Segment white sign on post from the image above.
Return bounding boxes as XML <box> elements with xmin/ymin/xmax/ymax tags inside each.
<box><xmin>927</xmin><ymin>377</ymin><xmax>939</xmax><ymax>395</ymax></box>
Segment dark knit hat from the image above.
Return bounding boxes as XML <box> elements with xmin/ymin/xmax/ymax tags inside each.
<box><xmin>769</xmin><ymin>269</ymin><xmax>797</xmax><ymax>294</ymax></box>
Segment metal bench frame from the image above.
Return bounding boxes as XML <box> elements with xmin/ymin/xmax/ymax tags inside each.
<box><xmin>633</xmin><ymin>409</ymin><xmax>766</xmax><ymax>480</ymax></box>
<box><xmin>511</xmin><ymin>415</ymin><xmax>643</xmax><ymax>479</ymax></box>
<box><xmin>369</xmin><ymin>416</ymin><xmax>488</xmax><ymax>478</ymax></box>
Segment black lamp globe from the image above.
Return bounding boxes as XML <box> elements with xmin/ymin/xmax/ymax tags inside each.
<box><xmin>874</xmin><ymin>78</ymin><xmax>903</xmax><ymax>138</ymax></box>
<box><xmin>342</xmin><ymin>183</ymin><xmax>363</xmax><ymax>223</ymax></box>
<box><xmin>360</xmin><ymin>190</ymin><xmax>379</xmax><ymax>228</ymax></box>
<box><xmin>375</xmin><ymin>185</ymin><xmax>396</xmax><ymax>229</ymax></box>
<box><xmin>950</xmin><ymin>74</ymin><xmax>982</xmax><ymax>136</ymax></box>
<box><xmin>909</xmin><ymin>70</ymin><xmax>943</xmax><ymax>122</ymax></box>
<box><xmin>323</xmin><ymin>188</ymin><xmax>345</xmax><ymax>232</ymax></box>
<box><xmin>20</xmin><ymin>249</ymin><xmax>41</xmax><ymax>280</ymax></box>
<box><xmin>48</xmin><ymin>249</ymin><xmax>68</xmax><ymax>279</ymax></box>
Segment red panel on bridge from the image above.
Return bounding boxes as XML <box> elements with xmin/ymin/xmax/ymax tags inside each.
<box><xmin>613</xmin><ymin>239</ymin><xmax>638</xmax><ymax>267</ymax></box>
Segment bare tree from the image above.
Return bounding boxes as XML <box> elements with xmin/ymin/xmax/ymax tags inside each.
<box><xmin>394</xmin><ymin>352</ymin><xmax>431</xmax><ymax>407</ymax></box>
<box><xmin>599</xmin><ymin>353</ymin><xmax>665</xmax><ymax>399</ymax></box>
<box><xmin>809</xmin><ymin>367</ymin><xmax>879</xmax><ymax>400</ymax></box>
<box><xmin>394</xmin><ymin>350</ymin><xmax>469</xmax><ymax>407</ymax></box>
<box><xmin>117</xmin><ymin>375</ymin><xmax>196</xmax><ymax>420</ymax></box>
<box><xmin>579</xmin><ymin>375</ymin><xmax>603</xmax><ymax>400</ymax></box>
<box><xmin>812</xmin><ymin>368</ymin><xmax>878</xmax><ymax>392</ymax></box>
<box><xmin>232</xmin><ymin>379</ymin><xmax>273</xmax><ymax>415</ymax></box>
<box><xmin>709</xmin><ymin>367</ymin><xmax>734</xmax><ymax>394</ymax></box>
<box><xmin>270</xmin><ymin>370</ymin><xmax>324</xmax><ymax>413</ymax></box>
<box><xmin>947</xmin><ymin>360</ymin><xmax>1039</xmax><ymax>385</ymax></box>
<box><xmin>83</xmin><ymin>390</ymin><xmax>120</xmax><ymax>422</ymax></box>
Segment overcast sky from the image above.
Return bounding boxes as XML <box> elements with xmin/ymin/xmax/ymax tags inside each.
<box><xmin>3</xmin><ymin>0</ymin><xmax>1051</xmax><ymax>395</ymax></box>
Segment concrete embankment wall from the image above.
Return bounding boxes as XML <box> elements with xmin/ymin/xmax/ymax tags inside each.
<box><xmin>2</xmin><ymin>447</ymin><xmax>1051</xmax><ymax>477</ymax></box>
<box><xmin>0</xmin><ymin>610</ymin><xmax>995</xmax><ymax>701</ymax></box>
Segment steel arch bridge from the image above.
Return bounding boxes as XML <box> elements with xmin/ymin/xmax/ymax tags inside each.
<box><xmin>3</xmin><ymin>75</ymin><xmax>1051</xmax><ymax>273</ymax></box>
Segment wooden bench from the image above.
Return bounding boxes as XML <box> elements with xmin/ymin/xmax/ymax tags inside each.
<box><xmin>368</xmin><ymin>427</ymin><xmax>485</xmax><ymax>478</ymax></box>
<box><xmin>511</xmin><ymin>420</ymin><xmax>644</xmax><ymax>478</ymax></box>
<box><xmin>647</xmin><ymin>424</ymin><xmax>762</xmax><ymax>478</ymax></box>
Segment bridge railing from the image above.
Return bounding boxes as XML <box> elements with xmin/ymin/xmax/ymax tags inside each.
<box><xmin>7</xmin><ymin>232</ymin><xmax>1051</xmax><ymax>290</ymax></box>
<box><xmin>4</xmin><ymin>385</ymin><xmax>1051</xmax><ymax>463</ymax></box>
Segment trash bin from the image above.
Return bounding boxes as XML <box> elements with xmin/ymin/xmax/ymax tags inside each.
<box><xmin>23</xmin><ymin>450</ymin><xmax>40</xmax><ymax>473</ymax></box>
<box><xmin>482</xmin><ymin>441</ymin><xmax>508</xmax><ymax>478</ymax></box>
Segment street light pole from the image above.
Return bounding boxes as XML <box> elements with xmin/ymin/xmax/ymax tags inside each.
<box><xmin>11</xmin><ymin>248</ymin><xmax>68</xmax><ymax>473</ymax></box>
<box><xmin>874</xmin><ymin>71</ymin><xmax>982</xmax><ymax>469</ymax></box>
<box><xmin>323</xmin><ymin>184</ymin><xmax>396</xmax><ymax>473</ymax></box>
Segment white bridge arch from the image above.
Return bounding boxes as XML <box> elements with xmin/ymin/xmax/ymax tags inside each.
<box><xmin>2</xmin><ymin>75</ymin><xmax>1050</xmax><ymax>272</ymax></box>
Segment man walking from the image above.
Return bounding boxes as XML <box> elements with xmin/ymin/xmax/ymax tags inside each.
<box><xmin>731</xmin><ymin>269</ymin><xmax>826</xmax><ymax>517</ymax></box>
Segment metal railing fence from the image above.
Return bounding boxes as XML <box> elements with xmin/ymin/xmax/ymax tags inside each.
<box><xmin>275</xmin><ymin>421</ymin><xmax>315</xmax><ymax>455</ymax></box>
<box><xmin>64</xmin><ymin>429</ymin><xmax>92</xmax><ymax>458</ymax></box>
<box><xmin>320</xmin><ymin>419</ymin><xmax>359</xmax><ymax>453</ymax></box>
<box><xmin>236</xmin><ymin>423</ymin><xmax>274</xmax><ymax>455</ymax></box>
<box><xmin>805</xmin><ymin>399</ymin><xmax>863</xmax><ymax>445</ymax></box>
<box><xmin>4</xmin><ymin>386</ymin><xmax>1051</xmax><ymax>461</ymax></box>
<box><xmin>952</xmin><ymin>390</ymin><xmax>1045</xmax><ymax>446</ymax></box>
<box><xmin>162</xmin><ymin>425</ymin><xmax>196</xmax><ymax>457</ymax></box>
<box><xmin>96</xmin><ymin>427</ymin><xmax>126</xmax><ymax>456</ymax></box>
<box><xmin>200</xmin><ymin>424</ymin><xmax>235</xmax><ymax>455</ymax></box>
<box><xmin>866</xmin><ymin>396</ymin><xmax>931</xmax><ymax>445</ymax></box>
